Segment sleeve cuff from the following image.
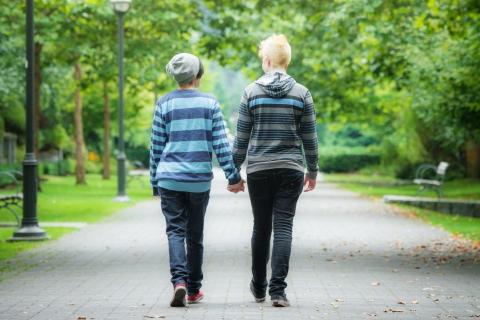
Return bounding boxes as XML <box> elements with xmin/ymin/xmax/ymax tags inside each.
<box><xmin>228</xmin><ymin>172</ymin><xmax>242</xmax><ymax>185</ymax></box>
<box><xmin>306</xmin><ymin>171</ymin><xmax>318</xmax><ymax>180</ymax></box>
<box><xmin>153</xmin><ymin>187</ymin><xmax>160</xmax><ymax>196</ymax></box>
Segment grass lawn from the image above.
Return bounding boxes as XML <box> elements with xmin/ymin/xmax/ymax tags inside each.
<box><xmin>0</xmin><ymin>173</ymin><xmax>152</xmax><ymax>275</ymax></box>
<box><xmin>0</xmin><ymin>227</ymin><xmax>75</xmax><ymax>280</ymax></box>
<box><xmin>325</xmin><ymin>173</ymin><xmax>480</xmax><ymax>200</ymax></box>
<box><xmin>324</xmin><ymin>173</ymin><xmax>480</xmax><ymax>242</ymax></box>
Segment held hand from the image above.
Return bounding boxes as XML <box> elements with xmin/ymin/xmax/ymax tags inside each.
<box><xmin>227</xmin><ymin>179</ymin><xmax>245</xmax><ymax>193</ymax></box>
<box><xmin>153</xmin><ymin>187</ymin><xmax>160</xmax><ymax>199</ymax></box>
<box><xmin>303</xmin><ymin>176</ymin><xmax>316</xmax><ymax>192</ymax></box>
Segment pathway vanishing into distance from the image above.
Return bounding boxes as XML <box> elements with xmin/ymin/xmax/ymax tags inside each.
<box><xmin>0</xmin><ymin>169</ymin><xmax>479</xmax><ymax>320</ymax></box>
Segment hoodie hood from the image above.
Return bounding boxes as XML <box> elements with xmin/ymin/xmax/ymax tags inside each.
<box><xmin>255</xmin><ymin>72</ymin><xmax>296</xmax><ymax>98</ymax></box>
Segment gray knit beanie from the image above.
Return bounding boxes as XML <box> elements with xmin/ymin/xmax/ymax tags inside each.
<box><xmin>165</xmin><ymin>53</ymin><xmax>200</xmax><ymax>85</ymax></box>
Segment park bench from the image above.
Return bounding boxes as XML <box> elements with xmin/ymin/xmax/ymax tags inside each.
<box><xmin>127</xmin><ymin>161</ymin><xmax>149</xmax><ymax>187</ymax></box>
<box><xmin>413</xmin><ymin>162</ymin><xmax>449</xmax><ymax>198</ymax></box>
<box><xmin>0</xmin><ymin>171</ymin><xmax>23</xmax><ymax>226</ymax></box>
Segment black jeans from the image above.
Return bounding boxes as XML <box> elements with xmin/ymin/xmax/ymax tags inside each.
<box><xmin>159</xmin><ymin>187</ymin><xmax>210</xmax><ymax>295</ymax></box>
<box><xmin>247</xmin><ymin>168</ymin><xmax>304</xmax><ymax>296</ymax></box>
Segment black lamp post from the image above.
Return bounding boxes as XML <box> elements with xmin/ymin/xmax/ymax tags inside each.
<box><xmin>110</xmin><ymin>0</ymin><xmax>132</xmax><ymax>202</ymax></box>
<box><xmin>10</xmin><ymin>0</ymin><xmax>48</xmax><ymax>241</ymax></box>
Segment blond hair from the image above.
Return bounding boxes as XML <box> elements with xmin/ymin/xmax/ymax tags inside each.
<box><xmin>258</xmin><ymin>34</ymin><xmax>292</xmax><ymax>68</ymax></box>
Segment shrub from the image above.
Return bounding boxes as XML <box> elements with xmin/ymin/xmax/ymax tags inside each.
<box><xmin>319</xmin><ymin>146</ymin><xmax>381</xmax><ymax>173</ymax></box>
<box><xmin>40</xmin><ymin>159</ymin><xmax>74</xmax><ymax>176</ymax></box>
<box><xmin>85</xmin><ymin>160</ymin><xmax>102</xmax><ymax>174</ymax></box>
<box><xmin>0</xmin><ymin>163</ymin><xmax>21</xmax><ymax>188</ymax></box>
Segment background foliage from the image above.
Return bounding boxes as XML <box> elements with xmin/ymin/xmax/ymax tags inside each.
<box><xmin>0</xmin><ymin>0</ymin><xmax>478</xmax><ymax>180</ymax></box>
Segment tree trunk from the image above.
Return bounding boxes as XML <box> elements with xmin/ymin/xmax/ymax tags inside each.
<box><xmin>73</xmin><ymin>63</ymin><xmax>86</xmax><ymax>185</ymax></box>
<box><xmin>102</xmin><ymin>80</ymin><xmax>111</xmax><ymax>180</ymax></box>
<box><xmin>466</xmin><ymin>140</ymin><xmax>480</xmax><ymax>179</ymax></box>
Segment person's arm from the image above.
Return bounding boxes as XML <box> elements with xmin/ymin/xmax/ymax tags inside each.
<box><xmin>232</xmin><ymin>91</ymin><xmax>252</xmax><ymax>170</ymax></box>
<box><xmin>212</xmin><ymin>101</ymin><xmax>242</xmax><ymax>185</ymax></box>
<box><xmin>149</xmin><ymin>101</ymin><xmax>167</xmax><ymax>196</ymax></box>
<box><xmin>301</xmin><ymin>90</ymin><xmax>319</xmax><ymax>191</ymax></box>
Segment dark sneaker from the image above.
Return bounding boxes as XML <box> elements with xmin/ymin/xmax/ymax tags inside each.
<box><xmin>271</xmin><ymin>294</ymin><xmax>290</xmax><ymax>307</ymax></box>
<box><xmin>250</xmin><ymin>281</ymin><xmax>266</xmax><ymax>303</ymax></box>
<box><xmin>170</xmin><ymin>283</ymin><xmax>187</xmax><ymax>307</ymax></box>
<box><xmin>187</xmin><ymin>291</ymin><xmax>204</xmax><ymax>304</ymax></box>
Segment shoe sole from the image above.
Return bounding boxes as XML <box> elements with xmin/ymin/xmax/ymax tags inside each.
<box><xmin>254</xmin><ymin>297</ymin><xmax>266</xmax><ymax>303</ymax></box>
<box><xmin>272</xmin><ymin>299</ymin><xmax>290</xmax><ymax>307</ymax></box>
<box><xmin>170</xmin><ymin>287</ymin><xmax>187</xmax><ymax>307</ymax></box>
<box><xmin>187</xmin><ymin>295</ymin><xmax>204</xmax><ymax>304</ymax></box>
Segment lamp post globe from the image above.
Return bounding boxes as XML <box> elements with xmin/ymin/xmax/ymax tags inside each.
<box><xmin>111</xmin><ymin>0</ymin><xmax>131</xmax><ymax>202</ymax></box>
<box><xmin>110</xmin><ymin>0</ymin><xmax>132</xmax><ymax>14</ymax></box>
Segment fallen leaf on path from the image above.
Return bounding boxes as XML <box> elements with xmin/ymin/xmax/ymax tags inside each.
<box><xmin>412</xmin><ymin>300</ymin><xmax>419</xmax><ymax>304</ymax></box>
<box><xmin>143</xmin><ymin>315</ymin><xmax>165</xmax><ymax>319</ymax></box>
<box><xmin>77</xmin><ymin>317</ymin><xmax>87</xmax><ymax>320</ymax></box>
<box><xmin>371</xmin><ymin>282</ymin><xmax>380</xmax><ymax>286</ymax></box>
<box><xmin>397</xmin><ymin>301</ymin><xmax>406</xmax><ymax>305</ymax></box>
<box><xmin>335</xmin><ymin>298</ymin><xmax>344</xmax><ymax>302</ymax></box>
<box><xmin>384</xmin><ymin>308</ymin><xmax>404</xmax><ymax>313</ymax></box>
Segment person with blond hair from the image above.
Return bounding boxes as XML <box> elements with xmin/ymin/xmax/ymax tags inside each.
<box><xmin>232</xmin><ymin>34</ymin><xmax>318</xmax><ymax>307</ymax></box>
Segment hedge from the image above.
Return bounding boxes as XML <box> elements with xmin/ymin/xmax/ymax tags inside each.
<box><xmin>0</xmin><ymin>163</ymin><xmax>22</xmax><ymax>188</ymax></box>
<box><xmin>38</xmin><ymin>159</ymin><xmax>74</xmax><ymax>176</ymax></box>
<box><xmin>319</xmin><ymin>146</ymin><xmax>381</xmax><ymax>173</ymax></box>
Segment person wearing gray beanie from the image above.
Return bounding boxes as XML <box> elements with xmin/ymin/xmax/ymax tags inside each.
<box><xmin>150</xmin><ymin>53</ymin><xmax>244</xmax><ymax>307</ymax></box>
<box><xmin>165</xmin><ymin>53</ymin><xmax>204</xmax><ymax>86</ymax></box>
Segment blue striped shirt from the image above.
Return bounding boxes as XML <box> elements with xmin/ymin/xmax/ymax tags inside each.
<box><xmin>150</xmin><ymin>89</ymin><xmax>241</xmax><ymax>193</ymax></box>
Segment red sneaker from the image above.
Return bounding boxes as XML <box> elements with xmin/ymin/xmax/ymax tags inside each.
<box><xmin>187</xmin><ymin>291</ymin><xmax>204</xmax><ymax>304</ymax></box>
<box><xmin>170</xmin><ymin>283</ymin><xmax>187</xmax><ymax>307</ymax></box>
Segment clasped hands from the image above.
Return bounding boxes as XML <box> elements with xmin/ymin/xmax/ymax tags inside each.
<box><xmin>227</xmin><ymin>179</ymin><xmax>246</xmax><ymax>193</ymax></box>
<box><xmin>228</xmin><ymin>175</ymin><xmax>316</xmax><ymax>194</ymax></box>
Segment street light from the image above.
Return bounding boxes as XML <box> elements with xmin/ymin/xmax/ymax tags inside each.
<box><xmin>110</xmin><ymin>0</ymin><xmax>131</xmax><ymax>202</ymax></box>
<box><xmin>10</xmin><ymin>0</ymin><xmax>48</xmax><ymax>241</ymax></box>
<box><xmin>110</xmin><ymin>0</ymin><xmax>132</xmax><ymax>13</ymax></box>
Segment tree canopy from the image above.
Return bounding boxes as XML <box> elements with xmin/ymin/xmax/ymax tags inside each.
<box><xmin>0</xmin><ymin>0</ymin><xmax>478</xmax><ymax>178</ymax></box>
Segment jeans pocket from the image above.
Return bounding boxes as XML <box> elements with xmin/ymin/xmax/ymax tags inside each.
<box><xmin>190</xmin><ymin>190</ymin><xmax>210</xmax><ymax>206</ymax></box>
<box><xmin>247</xmin><ymin>172</ymin><xmax>271</xmax><ymax>197</ymax></box>
<box><xmin>247</xmin><ymin>172</ymin><xmax>270</xmax><ymax>181</ymax></box>
<box><xmin>281</xmin><ymin>171</ymin><xmax>304</xmax><ymax>196</ymax></box>
<box><xmin>159</xmin><ymin>187</ymin><xmax>177</xmax><ymax>199</ymax></box>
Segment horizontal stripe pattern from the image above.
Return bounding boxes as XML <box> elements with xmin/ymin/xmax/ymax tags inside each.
<box><xmin>249</xmin><ymin>97</ymin><xmax>304</xmax><ymax>110</ymax></box>
<box><xmin>150</xmin><ymin>89</ymin><xmax>240</xmax><ymax>192</ymax></box>
<box><xmin>232</xmin><ymin>80</ymin><xmax>319</xmax><ymax>177</ymax></box>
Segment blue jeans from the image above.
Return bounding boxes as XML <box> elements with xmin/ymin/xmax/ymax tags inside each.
<box><xmin>159</xmin><ymin>187</ymin><xmax>210</xmax><ymax>295</ymax></box>
<box><xmin>247</xmin><ymin>169</ymin><xmax>304</xmax><ymax>296</ymax></box>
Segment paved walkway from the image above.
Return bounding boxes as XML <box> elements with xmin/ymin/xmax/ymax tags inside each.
<box><xmin>0</xmin><ymin>170</ymin><xmax>479</xmax><ymax>320</ymax></box>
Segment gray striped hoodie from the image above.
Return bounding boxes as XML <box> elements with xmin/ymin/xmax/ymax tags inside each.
<box><xmin>232</xmin><ymin>72</ymin><xmax>319</xmax><ymax>179</ymax></box>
